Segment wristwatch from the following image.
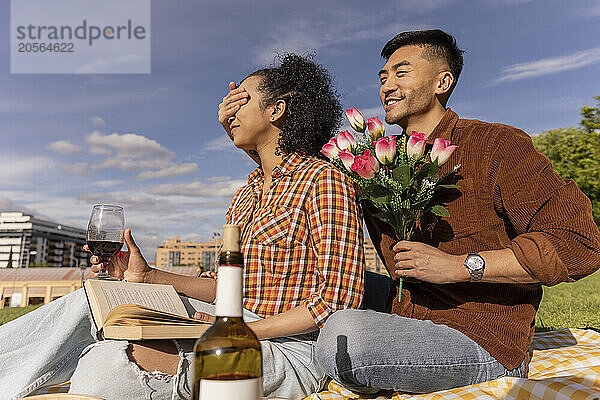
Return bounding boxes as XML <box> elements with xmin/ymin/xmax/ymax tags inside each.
<box><xmin>464</xmin><ymin>253</ymin><xmax>485</xmax><ymax>282</ymax></box>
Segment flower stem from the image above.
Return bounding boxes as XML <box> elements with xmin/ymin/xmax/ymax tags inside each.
<box><xmin>397</xmin><ymin>278</ymin><xmax>403</xmax><ymax>303</ymax></box>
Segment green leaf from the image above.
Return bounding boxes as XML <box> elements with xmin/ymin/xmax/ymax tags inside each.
<box><xmin>373</xmin><ymin>211</ymin><xmax>398</xmax><ymax>230</ymax></box>
<box><xmin>437</xmin><ymin>184</ymin><xmax>460</xmax><ymax>189</ymax></box>
<box><xmin>392</xmin><ymin>164</ymin><xmax>411</xmax><ymax>187</ymax></box>
<box><xmin>430</xmin><ymin>205</ymin><xmax>450</xmax><ymax>217</ymax></box>
<box><xmin>427</xmin><ymin>163</ymin><xmax>441</xmax><ymax>178</ymax></box>
<box><xmin>412</xmin><ymin>199</ymin><xmax>429</xmax><ymax>209</ymax></box>
<box><xmin>414</xmin><ymin>163</ymin><xmax>431</xmax><ymax>183</ymax></box>
<box><xmin>368</xmin><ymin>185</ymin><xmax>391</xmax><ymax>204</ymax></box>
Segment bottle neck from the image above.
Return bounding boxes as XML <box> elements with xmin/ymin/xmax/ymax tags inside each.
<box><xmin>215</xmin><ymin>251</ymin><xmax>244</xmax><ymax>317</ymax></box>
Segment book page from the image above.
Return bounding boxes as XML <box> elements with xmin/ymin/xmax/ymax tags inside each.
<box><xmin>104</xmin><ymin>304</ymin><xmax>207</xmax><ymax>326</ymax></box>
<box><xmin>86</xmin><ymin>280</ymin><xmax>188</xmax><ymax>321</ymax></box>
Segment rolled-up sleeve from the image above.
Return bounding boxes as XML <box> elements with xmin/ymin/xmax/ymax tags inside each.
<box><xmin>492</xmin><ymin>128</ymin><xmax>600</xmax><ymax>286</ymax></box>
<box><xmin>303</xmin><ymin>167</ymin><xmax>365</xmax><ymax>327</ymax></box>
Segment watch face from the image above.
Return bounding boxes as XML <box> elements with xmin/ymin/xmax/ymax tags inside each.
<box><xmin>467</xmin><ymin>255</ymin><xmax>484</xmax><ymax>270</ymax></box>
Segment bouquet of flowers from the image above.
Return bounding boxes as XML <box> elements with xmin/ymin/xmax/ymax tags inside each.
<box><xmin>321</xmin><ymin>107</ymin><xmax>460</xmax><ymax>299</ymax></box>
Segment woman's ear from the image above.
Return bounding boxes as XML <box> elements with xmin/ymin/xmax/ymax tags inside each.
<box><xmin>269</xmin><ymin>99</ymin><xmax>287</xmax><ymax>123</ymax></box>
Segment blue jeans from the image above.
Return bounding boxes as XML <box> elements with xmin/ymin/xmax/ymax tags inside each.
<box><xmin>316</xmin><ymin>308</ymin><xmax>527</xmax><ymax>394</ymax></box>
<box><xmin>0</xmin><ymin>289</ymin><xmax>96</xmax><ymax>399</ymax></box>
<box><xmin>0</xmin><ymin>289</ymin><xmax>324</xmax><ymax>400</ymax></box>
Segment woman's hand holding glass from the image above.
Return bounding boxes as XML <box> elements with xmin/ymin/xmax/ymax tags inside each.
<box><xmin>86</xmin><ymin>228</ymin><xmax>153</xmax><ymax>283</ymax></box>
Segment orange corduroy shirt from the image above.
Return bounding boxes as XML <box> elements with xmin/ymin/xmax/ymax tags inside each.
<box><xmin>364</xmin><ymin>109</ymin><xmax>600</xmax><ymax>370</ymax></box>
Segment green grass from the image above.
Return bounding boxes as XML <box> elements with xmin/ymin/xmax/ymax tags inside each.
<box><xmin>535</xmin><ymin>270</ymin><xmax>600</xmax><ymax>331</ymax></box>
<box><xmin>0</xmin><ymin>305</ymin><xmax>42</xmax><ymax>326</ymax></box>
<box><xmin>0</xmin><ymin>273</ymin><xmax>598</xmax><ymax>330</ymax></box>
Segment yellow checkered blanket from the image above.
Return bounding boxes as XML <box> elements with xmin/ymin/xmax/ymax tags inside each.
<box><xmin>31</xmin><ymin>329</ymin><xmax>600</xmax><ymax>400</ymax></box>
<box><xmin>305</xmin><ymin>329</ymin><xmax>600</xmax><ymax>400</ymax></box>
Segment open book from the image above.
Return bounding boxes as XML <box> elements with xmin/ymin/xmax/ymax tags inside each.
<box><xmin>83</xmin><ymin>279</ymin><xmax>210</xmax><ymax>340</ymax></box>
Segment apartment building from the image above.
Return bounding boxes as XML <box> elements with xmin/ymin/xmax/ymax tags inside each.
<box><xmin>155</xmin><ymin>236</ymin><xmax>221</xmax><ymax>271</ymax></box>
<box><xmin>0</xmin><ymin>211</ymin><xmax>89</xmax><ymax>268</ymax></box>
<box><xmin>364</xmin><ymin>237</ymin><xmax>387</xmax><ymax>275</ymax></box>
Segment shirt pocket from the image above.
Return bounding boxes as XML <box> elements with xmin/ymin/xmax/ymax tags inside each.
<box><xmin>252</xmin><ymin>205</ymin><xmax>310</xmax><ymax>247</ymax></box>
<box><xmin>253</xmin><ymin>206</ymin><xmax>294</xmax><ymax>247</ymax></box>
<box><xmin>444</xmin><ymin>177</ymin><xmax>480</xmax><ymax>238</ymax></box>
<box><xmin>252</xmin><ymin>205</ymin><xmax>310</xmax><ymax>276</ymax></box>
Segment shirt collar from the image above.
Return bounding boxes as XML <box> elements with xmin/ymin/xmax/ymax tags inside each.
<box><xmin>247</xmin><ymin>166</ymin><xmax>263</xmax><ymax>185</ymax></box>
<box><xmin>247</xmin><ymin>152</ymin><xmax>311</xmax><ymax>185</ymax></box>
<box><xmin>424</xmin><ymin>108</ymin><xmax>460</xmax><ymax>145</ymax></box>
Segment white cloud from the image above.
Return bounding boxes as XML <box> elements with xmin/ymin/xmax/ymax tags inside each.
<box><xmin>0</xmin><ymin>154</ymin><xmax>57</xmax><ymax>185</ymax></box>
<box><xmin>92</xmin><ymin>179</ymin><xmax>124</xmax><ymax>188</ymax></box>
<box><xmin>135</xmin><ymin>163</ymin><xmax>199</xmax><ymax>180</ymax></box>
<box><xmin>46</xmin><ymin>140</ymin><xmax>83</xmax><ymax>155</ymax></box>
<box><xmin>89</xmin><ymin>146</ymin><xmax>112</xmax><ymax>155</ymax></box>
<box><xmin>54</xmin><ymin>131</ymin><xmax>198</xmax><ymax>179</ymax></box>
<box><xmin>91</xmin><ymin>157</ymin><xmax>171</xmax><ymax>172</ymax></box>
<box><xmin>2</xmin><ymin>191</ymin><xmax>90</xmax><ymax>229</ymax></box>
<box><xmin>206</xmin><ymin>176</ymin><xmax>231</xmax><ymax>182</ymax></box>
<box><xmin>86</xmin><ymin>131</ymin><xmax>174</xmax><ymax>160</ymax></box>
<box><xmin>493</xmin><ymin>46</ymin><xmax>600</xmax><ymax>84</ymax></box>
<box><xmin>62</xmin><ymin>162</ymin><xmax>90</xmax><ymax>175</ymax></box>
<box><xmin>77</xmin><ymin>192</ymin><xmax>180</xmax><ymax>213</ymax></box>
<box><xmin>204</xmin><ymin>134</ymin><xmax>234</xmax><ymax>151</ymax></box>
<box><xmin>149</xmin><ymin>178</ymin><xmax>246</xmax><ymax>198</ymax></box>
<box><xmin>0</xmin><ymin>196</ymin><xmax>44</xmax><ymax>217</ymax></box>
<box><xmin>89</xmin><ymin>116</ymin><xmax>106</xmax><ymax>127</ymax></box>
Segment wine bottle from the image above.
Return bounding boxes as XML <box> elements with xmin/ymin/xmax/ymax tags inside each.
<box><xmin>191</xmin><ymin>224</ymin><xmax>262</xmax><ymax>400</ymax></box>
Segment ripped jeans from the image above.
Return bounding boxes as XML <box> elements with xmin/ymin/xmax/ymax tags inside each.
<box><xmin>0</xmin><ymin>289</ymin><xmax>325</xmax><ymax>400</ymax></box>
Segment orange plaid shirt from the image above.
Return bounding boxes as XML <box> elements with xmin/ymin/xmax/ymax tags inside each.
<box><xmin>224</xmin><ymin>153</ymin><xmax>364</xmax><ymax>327</ymax></box>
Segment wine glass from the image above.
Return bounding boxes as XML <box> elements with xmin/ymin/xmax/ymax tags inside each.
<box><xmin>87</xmin><ymin>204</ymin><xmax>124</xmax><ymax>280</ymax></box>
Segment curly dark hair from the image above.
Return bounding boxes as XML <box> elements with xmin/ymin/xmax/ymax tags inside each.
<box><xmin>246</xmin><ymin>54</ymin><xmax>342</xmax><ymax>157</ymax></box>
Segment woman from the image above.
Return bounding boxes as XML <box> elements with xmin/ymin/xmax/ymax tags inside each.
<box><xmin>0</xmin><ymin>54</ymin><xmax>365</xmax><ymax>400</ymax></box>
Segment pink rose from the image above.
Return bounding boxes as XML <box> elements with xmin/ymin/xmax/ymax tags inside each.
<box><xmin>320</xmin><ymin>138</ymin><xmax>340</xmax><ymax>159</ymax></box>
<box><xmin>336</xmin><ymin>130</ymin><xmax>357</xmax><ymax>150</ymax></box>
<box><xmin>430</xmin><ymin>138</ymin><xmax>458</xmax><ymax>166</ymax></box>
<box><xmin>406</xmin><ymin>131</ymin><xmax>427</xmax><ymax>159</ymax></box>
<box><xmin>351</xmin><ymin>150</ymin><xmax>380</xmax><ymax>179</ymax></box>
<box><xmin>366</xmin><ymin>117</ymin><xmax>385</xmax><ymax>140</ymax></box>
<box><xmin>339</xmin><ymin>149</ymin><xmax>355</xmax><ymax>171</ymax></box>
<box><xmin>345</xmin><ymin>107</ymin><xmax>366</xmax><ymax>133</ymax></box>
<box><xmin>374</xmin><ymin>136</ymin><xmax>396</xmax><ymax>165</ymax></box>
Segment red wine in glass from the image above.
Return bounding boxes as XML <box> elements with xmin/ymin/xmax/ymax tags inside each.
<box><xmin>87</xmin><ymin>205</ymin><xmax>124</xmax><ymax>280</ymax></box>
<box><xmin>87</xmin><ymin>240</ymin><xmax>123</xmax><ymax>263</ymax></box>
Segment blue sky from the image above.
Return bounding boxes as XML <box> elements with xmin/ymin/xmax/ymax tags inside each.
<box><xmin>1</xmin><ymin>0</ymin><xmax>599</xmax><ymax>260</ymax></box>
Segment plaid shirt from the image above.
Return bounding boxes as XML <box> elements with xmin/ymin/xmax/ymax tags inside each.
<box><xmin>224</xmin><ymin>153</ymin><xmax>364</xmax><ymax>327</ymax></box>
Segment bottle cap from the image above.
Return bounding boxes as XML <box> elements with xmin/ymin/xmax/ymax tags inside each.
<box><xmin>222</xmin><ymin>224</ymin><xmax>241</xmax><ymax>252</ymax></box>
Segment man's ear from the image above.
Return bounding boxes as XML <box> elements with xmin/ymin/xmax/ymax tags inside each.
<box><xmin>269</xmin><ymin>99</ymin><xmax>287</xmax><ymax>123</ymax></box>
<box><xmin>435</xmin><ymin>71</ymin><xmax>454</xmax><ymax>96</ymax></box>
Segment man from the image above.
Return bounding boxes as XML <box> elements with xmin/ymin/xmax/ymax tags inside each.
<box><xmin>314</xmin><ymin>29</ymin><xmax>600</xmax><ymax>394</ymax></box>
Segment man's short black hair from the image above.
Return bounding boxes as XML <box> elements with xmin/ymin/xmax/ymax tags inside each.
<box><xmin>381</xmin><ymin>29</ymin><xmax>464</xmax><ymax>85</ymax></box>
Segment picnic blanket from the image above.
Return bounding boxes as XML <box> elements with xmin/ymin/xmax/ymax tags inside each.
<box><xmin>29</xmin><ymin>329</ymin><xmax>600</xmax><ymax>400</ymax></box>
<box><xmin>305</xmin><ymin>329</ymin><xmax>600</xmax><ymax>400</ymax></box>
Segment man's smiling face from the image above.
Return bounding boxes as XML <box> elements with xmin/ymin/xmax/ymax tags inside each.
<box><xmin>379</xmin><ymin>45</ymin><xmax>441</xmax><ymax>127</ymax></box>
